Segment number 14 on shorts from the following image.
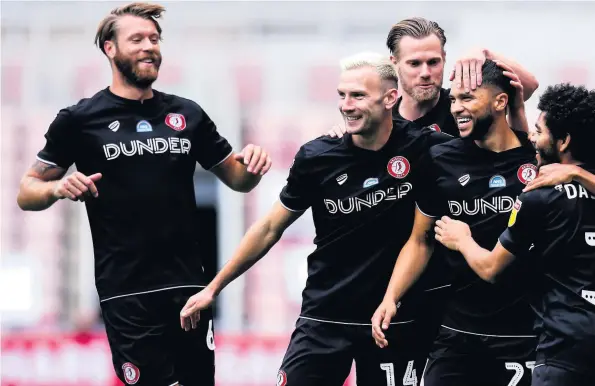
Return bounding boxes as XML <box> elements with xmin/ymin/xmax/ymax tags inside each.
<box><xmin>380</xmin><ymin>361</ymin><xmax>417</xmax><ymax>386</ymax></box>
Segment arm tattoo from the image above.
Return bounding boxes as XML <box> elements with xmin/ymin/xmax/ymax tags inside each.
<box><xmin>32</xmin><ymin>161</ymin><xmax>57</xmax><ymax>176</ymax></box>
<box><xmin>29</xmin><ymin>160</ymin><xmax>66</xmax><ymax>181</ymax></box>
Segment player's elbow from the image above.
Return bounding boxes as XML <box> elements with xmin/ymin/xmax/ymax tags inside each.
<box><xmin>16</xmin><ymin>192</ymin><xmax>41</xmax><ymax>211</ymax></box>
<box><xmin>478</xmin><ymin>265</ymin><xmax>499</xmax><ymax>283</ymax></box>
<box><xmin>16</xmin><ymin>184</ymin><xmax>34</xmax><ymax>211</ymax></box>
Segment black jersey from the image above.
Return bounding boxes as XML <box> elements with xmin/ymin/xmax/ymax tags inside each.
<box><xmin>36</xmin><ymin>88</ymin><xmax>232</xmax><ymax>301</ymax></box>
<box><xmin>416</xmin><ymin>130</ymin><xmax>538</xmax><ymax>336</ymax></box>
<box><xmin>499</xmin><ymin>164</ymin><xmax>595</xmax><ymax>376</ymax></box>
<box><xmin>393</xmin><ymin>88</ymin><xmax>459</xmax><ymax>137</ymax></box>
<box><xmin>279</xmin><ymin>119</ymin><xmax>452</xmax><ymax>323</ymax></box>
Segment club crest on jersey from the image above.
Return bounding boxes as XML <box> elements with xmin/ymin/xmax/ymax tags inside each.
<box><xmin>508</xmin><ymin>198</ymin><xmax>522</xmax><ymax>227</ymax></box>
<box><xmin>165</xmin><ymin>113</ymin><xmax>187</xmax><ymax>131</ymax></box>
<box><xmin>122</xmin><ymin>362</ymin><xmax>140</xmax><ymax>384</ymax></box>
<box><xmin>517</xmin><ymin>164</ymin><xmax>537</xmax><ymax>185</ymax></box>
<box><xmin>387</xmin><ymin>156</ymin><xmax>410</xmax><ymax>179</ymax></box>
<box><xmin>277</xmin><ymin>370</ymin><xmax>287</xmax><ymax>386</ymax></box>
<box><xmin>136</xmin><ymin>120</ymin><xmax>152</xmax><ymax>132</ymax></box>
<box><xmin>363</xmin><ymin>177</ymin><xmax>379</xmax><ymax>188</ymax></box>
<box><xmin>424</xmin><ymin>123</ymin><xmax>441</xmax><ymax>132</ymax></box>
<box><xmin>489</xmin><ymin>175</ymin><xmax>506</xmax><ymax>188</ymax></box>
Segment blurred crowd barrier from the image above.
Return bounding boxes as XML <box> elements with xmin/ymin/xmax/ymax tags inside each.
<box><xmin>2</xmin><ymin>1</ymin><xmax>595</xmax><ymax>385</ymax></box>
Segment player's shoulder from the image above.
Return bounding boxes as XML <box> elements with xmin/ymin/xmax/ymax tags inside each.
<box><xmin>297</xmin><ymin>135</ymin><xmax>345</xmax><ymax>160</ymax></box>
<box><xmin>154</xmin><ymin>90</ymin><xmax>205</xmax><ymax>113</ymax></box>
<box><xmin>530</xmin><ymin>164</ymin><xmax>595</xmax><ymax>203</ymax></box>
<box><xmin>428</xmin><ymin>136</ymin><xmax>464</xmax><ymax>159</ymax></box>
<box><xmin>60</xmin><ymin>88</ymin><xmax>112</xmax><ymax>118</ymax></box>
<box><xmin>519</xmin><ymin>186</ymin><xmax>560</xmax><ymax>206</ymax></box>
<box><xmin>395</xmin><ymin>117</ymin><xmax>454</xmax><ymax>144</ymax></box>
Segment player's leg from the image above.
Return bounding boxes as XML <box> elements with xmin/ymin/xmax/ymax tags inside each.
<box><xmin>532</xmin><ymin>364</ymin><xmax>593</xmax><ymax>386</ymax></box>
<box><xmin>277</xmin><ymin>317</ymin><xmax>353</xmax><ymax>386</ymax></box>
<box><xmin>100</xmin><ymin>294</ymin><xmax>177</xmax><ymax>386</ymax></box>
<box><xmin>422</xmin><ymin>327</ymin><xmax>485</xmax><ymax>386</ymax></box>
<box><xmin>353</xmin><ymin>321</ymin><xmax>425</xmax><ymax>386</ymax></box>
<box><xmin>489</xmin><ymin>336</ymin><xmax>537</xmax><ymax>386</ymax></box>
<box><xmin>169</xmin><ymin>290</ymin><xmax>216</xmax><ymax>386</ymax></box>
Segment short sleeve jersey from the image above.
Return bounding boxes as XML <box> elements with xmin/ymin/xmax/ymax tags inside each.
<box><xmin>37</xmin><ymin>88</ymin><xmax>233</xmax><ymax>301</ymax></box>
<box><xmin>279</xmin><ymin>118</ymin><xmax>453</xmax><ymax>323</ymax></box>
<box><xmin>416</xmin><ymin>131</ymin><xmax>538</xmax><ymax>335</ymax></box>
<box><xmin>499</xmin><ymin>164</ymin><xmax>595</xmax><ymax>375</ymax></box>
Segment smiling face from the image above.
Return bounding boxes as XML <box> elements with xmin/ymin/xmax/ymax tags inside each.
<box><xmin>104</xmin><ymin>15</ymin><xmax>162</xmax><ymax>89</ymax></box>
<box><xmin>531</xmin><ymin>111</ymin><xmax>561</xmax><ymax>167</ymax></box>
<box><xmin>449</xmin><ymin>84</ymin><xmax>497</xmax><ymax>140</ymax></box>
<box><xmin>392</xmin><ymin>34</ymin><xmax>444</xmax><ymax>103</ymax></box>
<box><xmin>337</xmin><ymin>66</ymin><xmax>395</xmax><ymax>136</ymax></box>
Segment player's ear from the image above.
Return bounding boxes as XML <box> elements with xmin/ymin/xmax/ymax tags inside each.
<box><xmin>494</xmin><ymin>92</ymin><xmax>508</xmax><ymax>113</ymax></box>
<box><xmin>385</xmin><ymin>87</ymin><xmax>398</xmax><ymax>110</ymax></box>
<box><xmin>104</xmin><ymin>40</ymin><xmax>116</xmax><ymax>60</ymax></box>
<box><xmin>558</xmin><ymin>133</ymin><xmax>571</xmax><ymax>153</ymax></box>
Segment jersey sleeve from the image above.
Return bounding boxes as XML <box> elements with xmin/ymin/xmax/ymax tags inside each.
<box><xmin>36</xmin><ymin>108</ymin><xmax>78</xmax><ymax>169</ymax></box>
<box><xmin>279</xmin><ymin>146</ymin><xmax>313</xmax><ymax>212</ymax></box>
<box><xmin>191</xmin><ymin>106</ymin><xmax>233</xmax><ymax>170</ymax></box>
<box><xmin>499</xmin><ymin>191</ymin><xmax>544</xmax><ymax>256</ymax></box>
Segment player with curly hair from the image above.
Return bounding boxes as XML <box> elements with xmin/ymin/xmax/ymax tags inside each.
<box><xmin>434</xmin><ymin>83</ymin><xmax>595</xmax><ymax>385</ymax></box>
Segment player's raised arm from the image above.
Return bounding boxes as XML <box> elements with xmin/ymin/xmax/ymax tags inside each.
<box><xmin>435</xmin><ymin>188</ymin><xmax>545</xmax><ymax>283</ymax></box>
<box><xmin>371</xmin><ymin>206</ymin><xmax>436</xmax><ymax>347</ymax></box>
<box><xmin>524</xmin><ymin>163</ymin><xmax>595</xmax><ymax>195</ymax></box>
<box><xmin>180</xmin><ymin>200</ymin><xmax>303</xmax><ymax>329</ymax></box>
<box><xmin>434</xmin><ymin>216</ymin><xmax>516</xmax><ymax>283</ymax></box>
<box><xmin>17</xmin><ymin>161</ymin><xmax>68</xmax><ymax>211</ymax></box>
<box><xmin>17</xmin><ymin>109</ymin><xmax>101</xmax><ymax>211</ymax></box>
<box><xmin>182</xmin><ymin>144</ymin><xmax>311</xmax><ymax>328</ymax></box>
<box><xmin>211</xmin><ymin>144</ymin><xmax>272</xmax><ymax>192</ymax></box>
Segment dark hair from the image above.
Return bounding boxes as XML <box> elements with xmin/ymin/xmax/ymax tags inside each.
<box><xmin>94</xmin><ymin>2</ymin><xmax>165</xmax><ymax>55</ymax></box>
<box><xmin>480</xmin><ymin>59</ymin><xmax>516</xmax><ymax>109</ymax></box>
<box><xmin>537</xmin><ymin>83</ymin><xmax>595</xmax><ymax>163</ymax></box>
<box><xmin>386</xmin><ymin>17</ymin><xmax>446</xmax><ymax>59</ymax></box>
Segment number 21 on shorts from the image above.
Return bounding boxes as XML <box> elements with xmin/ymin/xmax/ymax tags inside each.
<box><xmin>381</xmin><ymin>360</ymin><xmax>418</xmax><ymax>386</ymax></box>
<box><xmin>506</xmin><ymin>361</ymin><xmax>535</xmax><ymax>386</ymax></box>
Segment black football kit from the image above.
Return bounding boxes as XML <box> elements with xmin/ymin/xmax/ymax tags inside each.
<box><xmin>37</xmin><ymin>87</ymin><xmax>231</xmax><ymax>386</ymax></box>
<box><xmin>499</xmin><ymin>164</ymin><xmax>595</xmax><ymax>386</ymax></box>
<box><xmin>416</xmin><ymin>130</ymin><xmax>539</xmax><ymax>386</ymax></box>
<box><xmin>276</xmin><ymin>118</ymin><xmax>453</xmax><ymax>386</ymax></box>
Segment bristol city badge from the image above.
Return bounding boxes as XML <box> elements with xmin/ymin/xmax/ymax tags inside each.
<box><xmin>517</xmin><ymin>164</ymin><xmax>537</xmax><ymax>185</ymax></box>
<box><xmin>387</xmin><ymin>156</ymin><xmax>411</xmax><ymax>179</ymax></box>
<box><xmin>165</xmin><ymin>113</ymin><xmax>187</xmax><ymax>131</ymax></box>
<box><xmin>277</xmin><ymin>370</ymin><xmax>288</xmax><ymax>386</ymax></box>
<box><xmin>122</xmin><ymin>362</ymin><xmax>140</xmax><ymax>385</ymax></box>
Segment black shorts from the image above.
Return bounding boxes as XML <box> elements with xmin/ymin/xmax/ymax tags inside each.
<box><xmin>532</xmin><ymin>364</ymin><xmax>594</xmax><ymax>386</ymax></box>
<box><xmin>277</xmin><ymin>316</ymin><xmax>430</xmax><ymax>386</ymax></box>
<box><xmin>423</xmin><ymin>326</ymin><xmax>537</xmax><ymax>386</ymax></box>
<box><xmin>100</xmin><ymin>288</ymin><xmax>215</xmax><ymax>386</ymax></box>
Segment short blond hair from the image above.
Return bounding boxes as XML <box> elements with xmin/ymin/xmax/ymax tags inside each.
<box><xmin>94</xmin><ymin>2</ymin><xmax>166</xmax><ymax>55</ymax></box>
<box><xmin>340</xmin><ymin>52</ymin><xmax>398</xmax><ymax>86</ymax></box>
